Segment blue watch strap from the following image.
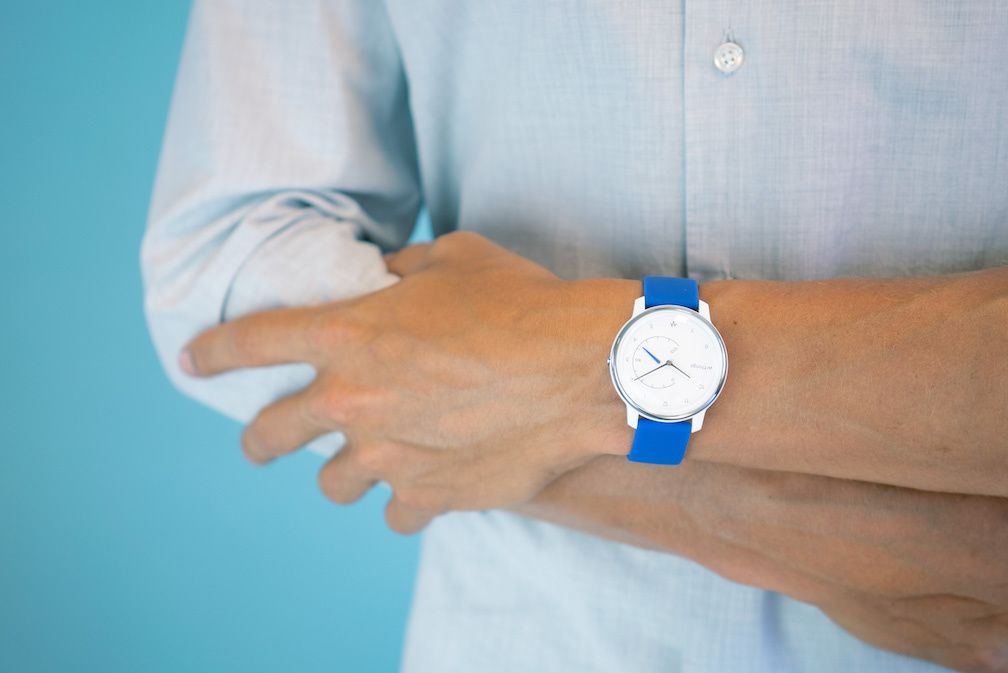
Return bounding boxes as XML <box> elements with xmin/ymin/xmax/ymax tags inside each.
<box><xmin>628</xmin><ymin>276</ymin><xmax>700</xmax><ymax>465</ymax></box>
<box><xmin>628</xmin><ymin>417</ymin><xmax>692</xmax><ymax>465</ymax></box>
<box><xmin>642</xmin><ymin>276</ymin><xmax>699</xmax><ymax>310</ymax></box>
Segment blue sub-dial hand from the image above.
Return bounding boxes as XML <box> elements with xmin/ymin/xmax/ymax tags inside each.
<box><xmin>642</xmin><ymin>346</ymin><xmax>661</xmax><ymax>365</ymax></box>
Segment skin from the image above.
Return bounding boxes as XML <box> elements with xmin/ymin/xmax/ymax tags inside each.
<box><xmin>518</xmin><ymin>461</ymin><xmax>1008</xmax><ymax>673</ymax></box>
<box><xmin>181</xmin><ymin>231</ymin><xmax>1008</xmax><ymax>672</ymax></box>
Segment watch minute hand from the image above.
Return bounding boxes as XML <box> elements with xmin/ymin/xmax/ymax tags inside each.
<box><xmin>634</xmin><ymin>362</ymin><xmax>669</xmax><ymax>381</ymax></box>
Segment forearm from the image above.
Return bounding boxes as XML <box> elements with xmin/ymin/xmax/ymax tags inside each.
<box><xmin>515</xmin><ymin>457</ymin><xmax>1008</xmax><ymax>672</ymax></box>
<box><xmin>581</xmin><ymin>267</ymin><xmax>1008</xmax><ymax>496</ymax></box>
<box><xmin>515</xmin><ymin>268</ymin><xmax>1008</xmax><ymax>669</ymax></box>
<box><xmin>519</xmin><ymin>457</ymin><xmax>1006</xmax><ymax>603</ymax></box>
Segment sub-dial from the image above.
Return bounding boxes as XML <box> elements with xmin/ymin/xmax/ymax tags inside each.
<box><xmin>632</xmin><ymin>336</ymin><xmax>681</xmax><ymax>389</ymax></box>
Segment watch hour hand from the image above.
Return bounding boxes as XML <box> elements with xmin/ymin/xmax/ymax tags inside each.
<box><xmin>667</xmin><ymin>361</ymin><xmax>691</xmax><ymax>379</ymax></box>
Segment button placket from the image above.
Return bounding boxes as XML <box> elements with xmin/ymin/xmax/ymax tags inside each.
<box><xmin>683</xmin><ymin>6</ymin><xmax>750</xmax><ymax>282</ymax></box>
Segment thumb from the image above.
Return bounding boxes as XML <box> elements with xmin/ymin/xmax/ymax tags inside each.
<box><xmin>384</xmin><ymin>242</ymin><xmax>433</xmax><ymax>277</ymax></box>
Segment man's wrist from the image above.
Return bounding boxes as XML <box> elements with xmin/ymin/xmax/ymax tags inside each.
<box><xmin>554</xmin><ymin>275</ymin><xmax>761</xmax><ymax>465</ymax></box>
<box><xmin>569</xmin><ymin>276</ymin><xmax>749</xmax><ymax>463</ymax></box>
<box><xmin>558</xmin><ymin>277</ymin><xmax>641</xmax><ymax>459</ymax></box>
<box><xmin>688</xmin><ymin>278</ymin><xmax>785</xmax><ymax>464</ymax></box>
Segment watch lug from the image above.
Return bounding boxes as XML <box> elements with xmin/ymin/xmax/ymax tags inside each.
<box><xmin>631</xmin><ymin>296</ymin><xmax>646</xmax><ymax>317</ymax></box>
<box><xmin>698</xmin><ymin>299</ymin><xmax>711</xmax><ymax>320</ymax></box>
<box><xmin>626</xmin><ymin>405</ymin><xmax>639</xmax><ymax>429</ymax></box>
<box><xmin>691</xmin><ymin>410</ymin><xmax>705</xmax><ymax>433</ymax></box>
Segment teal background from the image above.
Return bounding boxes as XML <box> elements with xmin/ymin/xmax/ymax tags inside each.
<box><xmin>0</xmin><ymin>3</ymin><xmax>420</xmax><ymax>672</ymax></box>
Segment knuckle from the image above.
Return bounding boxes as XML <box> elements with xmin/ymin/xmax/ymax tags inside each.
<box><xmin>302</xmin><ymin>394</ymin><xmax>330</xmax><ymax>428</ymax></box>
<box><xmin>307</xmin><ymin>313</ymin><xmax>365</xmax><ymax>354</ymax></box>
<box><xmin>316</xmin><ymin>385</ymin><xmax>388</xmax><ymax>429</ymax></box>
<box><xmin>395</xmin><ymin>485</ymin><xmax>443</xmax><ymax>512</ymax></box>
<box><xmin>355</xmin><ymin>442</ymin><xmax>396</xmax><ymax>472</ymax></box>
<box><xmin>310</xmin><ymin>387</ymin><xmax>359</xmax><ymax>427</ymax></box>
<box><xmin>353</xmin><ymin>386</ymin><xmax>389</xmax><ymax>425</ymax></box>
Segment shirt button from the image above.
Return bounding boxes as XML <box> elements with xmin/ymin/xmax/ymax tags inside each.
<box><xmin>713</xmin><ymin>41</ymin><xmax>745</xmax><ymax>74</ymax></box>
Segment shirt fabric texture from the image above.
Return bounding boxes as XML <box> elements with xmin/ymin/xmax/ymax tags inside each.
<box><xmin>141</xmin><ymin>2</ymin><xmax>1008</xmax><ymax>672</ymax></box>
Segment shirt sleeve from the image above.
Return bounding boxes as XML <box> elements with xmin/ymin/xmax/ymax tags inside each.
<box><xmin>140</xmin><ymin>0</ymin><xmax>420</xmax><ymax>457</ymax></box>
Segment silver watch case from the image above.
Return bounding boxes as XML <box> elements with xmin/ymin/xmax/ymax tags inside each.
<box><xmin>607</xmin><ymin>296</ymin><xmax>728</xmax><ymax>431</ymax></box>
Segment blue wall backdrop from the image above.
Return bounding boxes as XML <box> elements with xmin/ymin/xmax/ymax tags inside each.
<box><xmin>0</xmin><ymin>3</ymin><xmax>421</xmax><ymax>671</ymax></box>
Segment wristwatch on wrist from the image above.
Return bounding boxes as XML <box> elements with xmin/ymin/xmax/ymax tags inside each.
<box><xmin>607</xmin><ymin>276</ymin><xmax>729</xmax><ymax>465</ymax></box>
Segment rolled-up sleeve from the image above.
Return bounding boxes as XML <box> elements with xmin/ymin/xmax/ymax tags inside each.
<box><xmin>140</xmin><ymin>0</ymin><xmax>420</xmax><ymax>456</ymax></box>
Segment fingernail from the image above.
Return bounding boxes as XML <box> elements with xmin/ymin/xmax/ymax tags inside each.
<box><xmin>178</xmin><ymin>348</ymin><xmax>196</xmax><ymax>376</ymax></box>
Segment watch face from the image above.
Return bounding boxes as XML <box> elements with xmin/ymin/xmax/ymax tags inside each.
<box><xmin>609</xmin><ymin>305</ymin><xmax>728</xmax><ymax>422</ymax></box>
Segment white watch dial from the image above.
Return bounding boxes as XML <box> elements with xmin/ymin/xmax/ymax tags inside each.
<box><xmin>609</xmin><ymin>305</ymin><xmax>728</xmax><ymax>422</ymax></box>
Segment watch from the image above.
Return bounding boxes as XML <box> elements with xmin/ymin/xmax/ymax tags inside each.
<box><xmin>607</xmin><ymin>276</ymin><xmax>729</xmax><ymax>465</ymax></box>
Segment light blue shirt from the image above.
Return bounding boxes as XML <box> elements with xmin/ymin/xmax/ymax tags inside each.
<box><xmin>142</xmin><ymin>2</ymin><xmax>1008</xmax><ymax>671</ymax></box>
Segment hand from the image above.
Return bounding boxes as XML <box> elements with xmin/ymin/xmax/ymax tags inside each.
<box><xmin>181</xmin><ymin>231</ymin><xmax>637</xmax><ymax>533</ymax></box>
<box><xmin>519</xmin><ymin>459</ymin><xmax>1008</xmax><ymax>673</ymax></box>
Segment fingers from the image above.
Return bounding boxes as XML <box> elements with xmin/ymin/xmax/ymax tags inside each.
<box><xmin>318</xmin><ymin>442</ymin><xmax>440</xmax><ymax>534</ymax></box>
<box><xmin>317</xmin><ymin>443</ymin><xmax>387</xmax><ymax>505</ymax></box>
<box><xmin>384</xmin><ymin>494</ymin><xmax>436</xmax><ymax>535</ymax></box>
<box><xmin>241</xmin><ymin>385</ymin><xmax>333</xmax><ymax>464</ymax></box>
<box><xmin>384</xmin><ymin>242</ymin><xmax>432</xmax><ymax>276</ymax></box>
<box><xmin>181</xmin><ymin>306</ymin><xmax>320</xmax><ymax>377</ymax></box>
